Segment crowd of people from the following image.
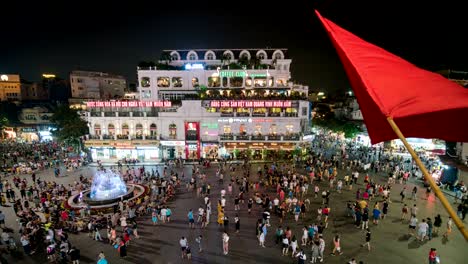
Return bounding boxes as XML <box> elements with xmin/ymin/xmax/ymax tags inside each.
<box><xmin>0</xmin><ymin>133</ymin><xmax>466</xmax><ymax>263</ymax></box>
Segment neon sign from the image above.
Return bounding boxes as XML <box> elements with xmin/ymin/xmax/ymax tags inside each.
<box><xmin>219</xmin><ymin>71</ymin><xmax>267</xmax><ymax>78</ymax></box>
<box><xmin>210</xmin><ymin>100</ymin><xmax>292</xmax><ymax>108</ymax></box>
<box><xmin>185</xmin><ymin>64</ymin><xmax>204</xmax><ymax>70</ymax></box>
<box><xmin>86</xmin><ymin>101</ymin><xmax>172</xmax><ymax>108</ymax></box>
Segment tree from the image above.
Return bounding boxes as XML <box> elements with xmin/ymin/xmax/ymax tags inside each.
<box><xmin>159</xmin><ymin>51</ymin><xmax>172</xmax><ymax>64</ymax></box>
<box><xmin>51</xmin><ymin>104</ymin><xmax>89</xmax><ymax>149</ymax></box>
<box><xmin>0</xmin><ymin>116</ymin><xmax>8</xmax><ymax>140</ymax></box>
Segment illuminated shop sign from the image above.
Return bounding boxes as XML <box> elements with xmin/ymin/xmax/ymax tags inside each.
<box><xmin>86</xmin><ymin>101</ymin><xmax>172</xmax><ymax>108</ymax></box>
<box><xmin>201</xmin><ymin>123</ymin><xmax>218</xmax><ymax>129</ymax></box>
<box><xmin>218</xmin><ymin>118</ymin><xmax>252</xmax><ymax>123</ymax></box>
<box><xmin>185</xmin><ymin>63</ymin><xmax>204</xmax><ymax>70</ymax></box>
<box><xmin>217</xmin><ymin>118</ymin><xmax>273</xmax><ymax>123</ymax></box>
<box><xmin>160</xmin><ymin>141</ymin><xmax>185</xmax><ymax>146</ymax></box>
<box><xmin>219</xmin><ymin>71</ymin><xmax>267</xmax><ymax>78</ymax></box>
<box><xmin>210</xmin><ymin>100</ymin><xmax>292</xmax><ymax>108</ymax></box>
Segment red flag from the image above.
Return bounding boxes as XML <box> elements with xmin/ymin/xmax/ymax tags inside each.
<box><xmin>315</xmin><ymin>10</ymin><xmax>468</xmax><ymax>144</ymax></box>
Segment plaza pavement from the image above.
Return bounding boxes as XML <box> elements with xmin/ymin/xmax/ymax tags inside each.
<box><xmin>2</xmin><ymin>161</ymin><xmax>468</xmax><ymax>264</ymax></box>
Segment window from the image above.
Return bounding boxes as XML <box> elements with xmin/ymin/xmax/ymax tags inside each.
<box><xmin>94</xmin><ymin>124</ymin><xmax>101</xmax><ymax>135</ymax></box>
<box><xmin>245</xmin><ymin>77</ymin><xmax>252</xmax><ymax>87</ymax></box>
<box><xmin>283</xmin><ymin>65</ymin><xmax>288</xmax><ymax>71</ymax></box>
<box><xmin>254</xmin><ymin>77</ymin><xmax>267</xmax><ymax>87</ymax></box>
<box><xmin>268</xmin><ymin>77</ymin><xmax>274</xmax><ymax>87</ymax></box>
<box><xmin>141</xmin><ymin>89</ymin><xmax>151</xmax><ymax>99</ymax></box>
<box><xmin>274</xmin><ymin>52</ymin><xmax>283</xmax><ymax>60</ymax></box>
<box><xmin>208</xmin><ymin>77</ymin><xmax>220</xmax><ymax>87</ymax></box>
<box><xmin>169</xmin><ymin>123</ymin><xmax>177</xmax><ymax>139</ymax></box>
<box><xmin>135</xmin><ymin>124</ymin><xmax>143</xmax><ymax>135</ymax></box>
<box><xmin>171</xmin><ymin>54</ymin><xmax>179</xmax><ymax>61</ymax></box>
<box><xmin>239</xmin><ymin>124</ymin><xmax>246</xmax><ymax>135</ymax></box>
<box><xmin>254</xmin><ymin>124</ymin><xmax>262</xmax><ymax>135</ymax></box>
<box><xmin>230</xmin><ymin>77</ymin><xmax>243</xmax><ymax>87</ymax></box>
<box><xmin>189</xmin><ymin>54</ymin><xmax>196</xmax><ymax>60</ymax></box>
<box><xmin>192</xmin><ymin>77</ymin><xmax>199</xmax><ymax>88</ymax></box>
<box><xmin>207</xmin><ymin>53</ymin><xmax>214</xmax><ymax>60</ymax></box>
<box><xmin>172</xmin><ymin>77</ymin><xmax>183</xmax><ymax>87</ymax></box>
<box><xmin>141</xmin><ymin>77</ymin><xmax>150</xmax><ymax>87</ymax></box>
<box><xmin>150</xmin><ymin>123</ymin><xmax>157</xmax><ymax>136</ymax></box>
<box><xmin>257</xmin><ymin>53</ymin><xmax>265</xmax><ymax>60</ymax></box>
<box><xmin>157</xmin><ymin>77</ymin><xmax>170</xmax><ymax>87</ymax></box>
<box><xmin>302</xmin><ymin>107</ymin><xmax>308</xmax><ymax>116</ymax></box>
<box><xmin>108</xmin><ymin>124</ymin><xmax>115</xmax><ymax>135</ymax></box>
<box><xmin>122</xmin><ymin>124</ymin><xmax>129</xmax><ymax>135</ymax></box>
<box><xmin>222</xmin><ymin>77</ymin><xmax>228</xmax><ymax>87</ymax></box>
<box><xmin>276</xmin><ymin>79</ymin><xmax>286</xmax><ymax>87</ymax></box>
<box><xmin>223</xmin><ymin>125</ymin><xmax>231</xmax><ymax>134</ymax></box>
<box><xmin>269</xmin><ymin>124</ymin><xmax>277</xmax><ymax>135</ymax></box>
<box><xmin>285</xmin><ymin>124</ymin><xmax>294</xmax><ymax>134</ymax></box>
<box><xmin>77</xmin><ymin>78</ymin><xmax>83</xmax><ymax>83</ymax></box>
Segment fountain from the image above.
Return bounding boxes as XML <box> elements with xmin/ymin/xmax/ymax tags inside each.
<box><xmin>67</xmin><ymin>169</ymin><xmax>146</xmax><ymax>210</ymax></box>
<box><xmin>89</xmin><ymin>170</ymin><xmax>128</xmax><ymax>201</ymax></box>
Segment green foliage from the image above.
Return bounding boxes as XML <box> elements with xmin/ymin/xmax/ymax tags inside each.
<box><xmin>51</xmin><ymin>105</ymin><xmax>88</xmax><ymax>144</ymax></box>
<box><xmin>314</xmin><ymin>117</ymin><xmax>361</xmax><ymax>138</ymax></box>
<box><xmin>0</xmin><ymin>116</ymin><xmax>8</xmax><ymax>139</ymax></box>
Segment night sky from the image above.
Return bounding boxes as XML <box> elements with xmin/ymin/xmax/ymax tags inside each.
<box><xmin>1</xmin><ymin>0</ymin><xmax>466</xmax><ymax>96</ymax></box>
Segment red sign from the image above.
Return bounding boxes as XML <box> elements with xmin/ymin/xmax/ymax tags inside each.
<box><xmin>210</xmin><ymin>100</ymin><xmax>292</xmax><ymax>108</ymax></box>
<box><xmin>86</xmin><ymin>101</ymin><xmax>172</xmax><ymax>108</ymax></box>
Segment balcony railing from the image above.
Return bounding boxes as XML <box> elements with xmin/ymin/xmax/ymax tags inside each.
<box><xmin>236</xmin><ymin>112</ymin><xmax>250</xmax><ymax>117</ymax></box>
<box><xmin>218</xmin><ymin>133</ymin><xmax>302</xmax><ymax>142</ymax></box>
<box><xmin>285</xmin><ymin>112</ymin><xmax>298</xmax><ymax>117</ymax></box>
<box><xmin>251</xmin><ymin>135</ymin><xmax>266</xmax><ymax>140</ymax></box>
<box><xmin>236</xmin><ymin>134</ymin><xmax>250</xmax><ymax>140</ymax></box>
<box><xmin>283</xmin><ymin>134</ymin><xmax>300</xmax><ymax>140</ymax></box>
<box><xmin>146</xmin><ymin>135</ymin><xmax>159</xmax><ymax>140</ymax></box>
<box><xmin>220</xmin><ymin>112</ymin><xmax>234</xmax><ymax>117</ymax></box>
<box><xmin>252</xmin><ymin>112</ymin><xmax>266</xmax><ymax>117</ymax></box>
<box><xmin>116</xmin><ymin>134</ymin><xmax>129</xmax><ymax>140</ymax></box>
<box><xmin>267</xmin><ymin>135</ymin><xmax>281</xmax><ymax>140</ymax></box>
<box><xmin>220</xmin><ymin>134</ymin><xmax>234</xmax><ymax>140</ymax></box>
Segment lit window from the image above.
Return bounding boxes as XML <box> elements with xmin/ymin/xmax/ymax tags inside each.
<box><xmin>157</xmin><ymin>77</ymin><xmax>170</xmax><ymax>87</ymax></box>
<box><xmin>255</xmin><ymin>124</ymin><xmax>262</xmax><ymax>135</ymax></box>
<box><xmin>172</xmin><ymin>77</ymin><xmax>183</xmax><ymax>87</ymax></box>
<box><xmin>223</xmin><ymin>125</ymin><xmax>232</xmax><ymax>134</ymax></box>
<box><xmin>141</xmin><ymin>77</ymin><xmax>150</xmax><ymax>87</ymax></box>
<box><xmin>208</xmin><ymin>77</ymin><xmax>220</xmax><ymax>87</ymax></box>
<box><xmin>192</xmin><ymin>77</ymin><xmax>199</xmax><ymax>87</ymax></box>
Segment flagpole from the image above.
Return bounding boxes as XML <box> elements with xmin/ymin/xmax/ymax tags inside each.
<box><xmin>387</xmin><ymin>117</ymin><xmax>468</xmax><ymax>241</ymax></box>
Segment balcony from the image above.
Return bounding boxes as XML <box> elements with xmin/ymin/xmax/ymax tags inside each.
<box><xmin>268</xmin><ymin>112</ymin><xmax>281</xmax><ymax>117</ymax></box>
<box><xmin>217</xmin><ymin>133</ymin><xmax>302</xmax><ymax>142</ymax></box>
<box><xmin>251</xmin><ymin>134</ymin><xmax>266</xmax><ymax>141</ymax></box>
<box><xmin>133</xmin><ymin>134</ymin><xmax>143</xmax><ymax>140</ymax></box>
<box><xmin>252</xmin><ymin>112</ymin><xmax>266</xmax><ymax>117</ymax></box>
<box><xmin>116</xmin><ymin>134</ymin><xmax>129</xmax><ymax>140</ymax></box>
<box><xmin>236</xmin><ymin>112</ymin><xmax>250</xmax><ymax>117</ymax></box>
<box><xmin>102</xmin><ymin>134</ymin><xmax>113</xmax><ymax>140</ymax></box>
<box><xmin>267</xmin><ymin>134</ymin><xmax>281</xmax><ymax>140</ymax></box>
<box><xmin>285</xmin><ymin>112</ymin><xmax>298</xmax><ymax>117</ymax></box>
<box><xmin>236</xmin><ymin>134</ymin><xmax>250</xmax><ymax>140</ymax></box>
<box><xmin>146</xmin><ymin>135</ymin><xmax>159</xmax><ymax>140</ymax></box>
<box><xmin>220</xmin><ymin>112</ymin><xmax>234</xmax><ymax>117</ymax></box>
<box><xmin>283</xmin><ymin>134</ymin><xmax>300</xmax><ymax>140</ymax></box>
<box><xmin>220</xmin><ymin>134</ymin><xmax>234</xmax><ymax>140</ymax></box>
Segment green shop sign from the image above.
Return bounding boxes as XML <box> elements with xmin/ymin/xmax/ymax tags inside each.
<box><xmin>219</xmin><ymin>71</ymin><xmax>267</xmax><ymax>78</ymax></box>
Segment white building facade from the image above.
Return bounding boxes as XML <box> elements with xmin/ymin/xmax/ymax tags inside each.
<box><xmin>84</xmin><ymin>49</ymin><xmax>311</xmax><ymax>161</ymax></box>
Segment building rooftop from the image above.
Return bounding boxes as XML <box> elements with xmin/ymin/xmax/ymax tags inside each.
<box><xmin>70</xmin><ymin>70</ymin><xmax>126</xmax><ymax>79</ymax></box>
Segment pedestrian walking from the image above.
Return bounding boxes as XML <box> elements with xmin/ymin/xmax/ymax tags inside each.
<box><xmin>331</xmin><ymin>235</ymin><xmax>343</xmax><ymax>255</ymax></box>
<box><xmin>195</xmin><ymin>235</ymin><xmax>203</xmax><ymax>252</ymax></box>
<box><xmin>222</xmin><ymin>232</ymin><xmax>229</xmax><ymax>255</ymax></box>
<box><xmin>361</xmin><ymin>228</ymin><xmax>371</xmax><ymax>251</ymax></box>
